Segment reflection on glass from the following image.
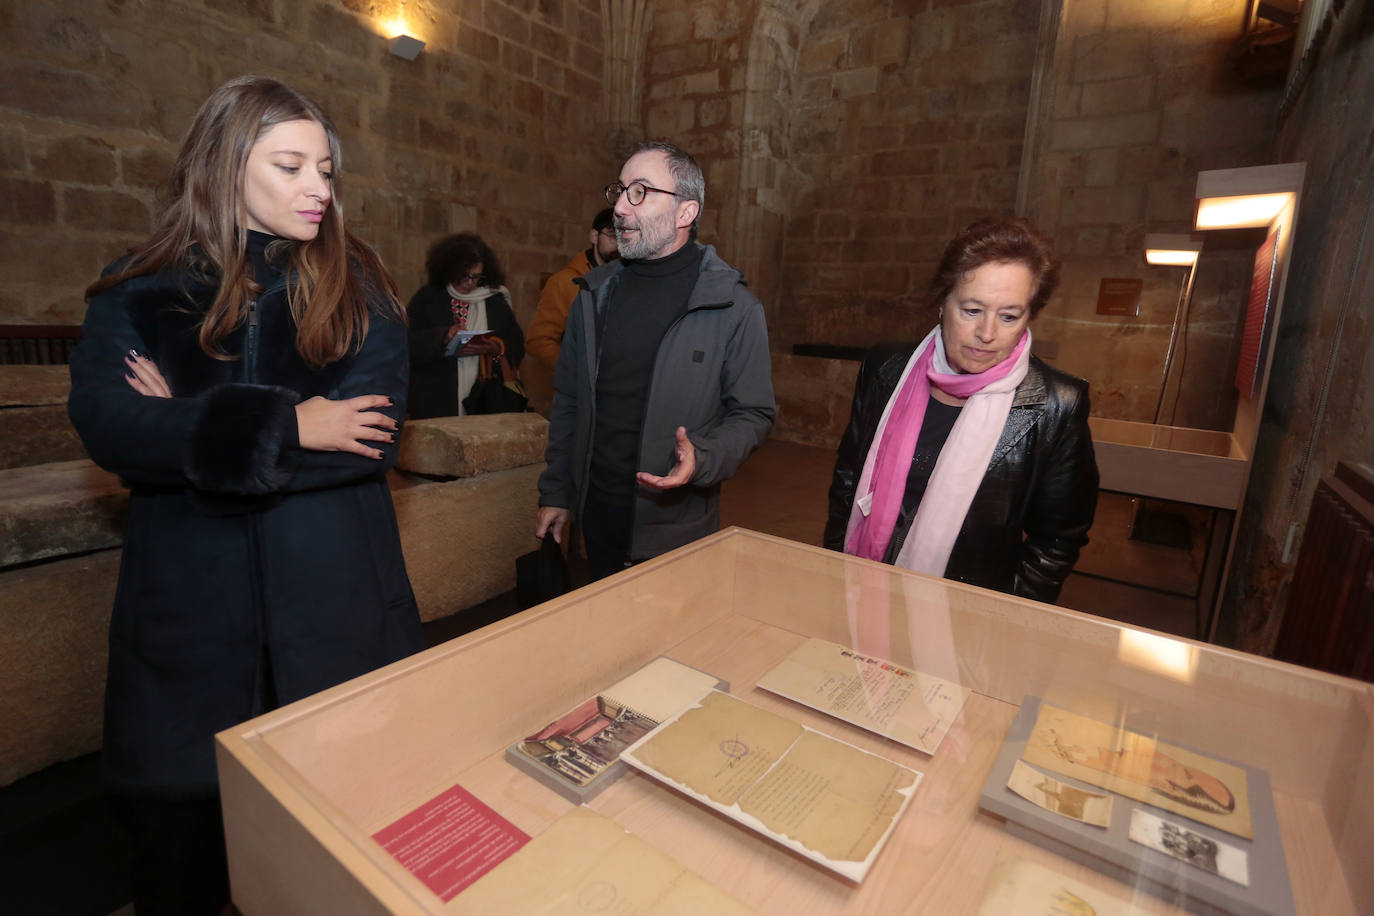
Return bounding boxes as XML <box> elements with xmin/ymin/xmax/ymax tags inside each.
<box><xmin>1117</xmin><ymin>629</ymin><xmax>1197</xmax><ymax>683</ymax></box>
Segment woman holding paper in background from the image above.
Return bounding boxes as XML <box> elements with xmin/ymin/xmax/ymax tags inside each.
<box><xmin>406</xmin><ymin>233</ymin><xmax>524</xmax><ymax>418</ymax></box>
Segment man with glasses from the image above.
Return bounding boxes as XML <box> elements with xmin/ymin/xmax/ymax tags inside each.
<box><xmin>535</xmin><ymin>141</ymin><xmax>775</xmax><ymax>580</ymax></box>
<box><xmin>526</xmin><ymin>208</ymin><xmax>620</xmax><ymax>374</ymax></box>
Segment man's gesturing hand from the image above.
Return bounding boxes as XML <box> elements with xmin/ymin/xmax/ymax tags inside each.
<box><xmin>637</xmin><ymin>426</ymin><xmax>696</xmax><ymax>491</ymax></box>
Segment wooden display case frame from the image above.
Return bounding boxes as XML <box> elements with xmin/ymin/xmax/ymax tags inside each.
<box><xmin>217</xmin><ymin>528</ymin><xmax>1371</xmax><ymax>914</ymax></box>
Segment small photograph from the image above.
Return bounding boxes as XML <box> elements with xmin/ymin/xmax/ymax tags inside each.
<box><xmin>1128</xmin><ymin>808</ymin><xmax>1250</xmax><ymax>887</ymax></box>
<box><xmin>517</xmin><ymin>696</ymin><xmax>659</xmax><ymax>787</ymax></box>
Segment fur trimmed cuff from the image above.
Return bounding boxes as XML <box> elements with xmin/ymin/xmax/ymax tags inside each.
<box><xmin>186</xmin><ymin>384</ymin><xmax>302</xmax><ymax>494</ymax></box>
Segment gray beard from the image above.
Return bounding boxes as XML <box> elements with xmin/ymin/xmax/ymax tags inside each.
<box><xmin>615</xmin><ymin>217</ymin><xmax>675</xmax><ymax>260</ymax></box>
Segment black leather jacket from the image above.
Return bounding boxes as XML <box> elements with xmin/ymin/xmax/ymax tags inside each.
<box><xmin>824</xmin><ymin>343</ymin><xmax>1098</xmax><ymax>603</ymax></box>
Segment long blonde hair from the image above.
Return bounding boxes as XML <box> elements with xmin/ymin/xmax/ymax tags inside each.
<box><xmin>86</xmin><ymin>75</ymin><xmax>399</xmax><ymax>367</ymax></box>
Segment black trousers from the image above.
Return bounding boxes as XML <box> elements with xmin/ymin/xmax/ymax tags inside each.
<box><xmin>581</xmin><ymin>497</ymin><xmax>634</xmax><ymax>582</ymax></box>
<box><xmin>112</xmin><ymin>793</ymin><xmax>230</xmax><ymax>915</ymax></box>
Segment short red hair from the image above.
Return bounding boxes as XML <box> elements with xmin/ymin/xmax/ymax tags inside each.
<box><xmin>927</xmin><ymin>217</ymin><xmax>1059</xmax><ymax>317</ymax></box>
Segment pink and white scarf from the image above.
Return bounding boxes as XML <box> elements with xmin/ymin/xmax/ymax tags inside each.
<box><xmin>845</xmin><ymin>326</ymin><xmax>1030</xmax><ymax>574</ymax></box>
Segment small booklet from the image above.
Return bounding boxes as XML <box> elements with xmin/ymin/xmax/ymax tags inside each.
<box><xmin>755</xmin><ymin>636</ymin><xmax>971</xmax><ymax>755</ymax></box>
<box><xmin>506</xmin><ymin>656</ymin><xmax>726</xmax><ymax>804</ymax></box>
<box><xmin>443</xmin><ymin>329</ymin><xmax>492</xmax><ymax>357</ymax></box>
<box><xmin>621</xmin><ymin>689</ymin><xmax>922</xmax><ymax>883</ymax></box>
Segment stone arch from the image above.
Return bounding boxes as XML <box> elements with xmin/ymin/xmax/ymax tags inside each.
<box><xmin>727</xmin><ymin>0</ymin><xmax>825</xmax><ymax>327</ymax></box>
<box><xmin>602</xmin><ymin>0</ymin><xmax>653</xmax><ymax>156</ymax></box>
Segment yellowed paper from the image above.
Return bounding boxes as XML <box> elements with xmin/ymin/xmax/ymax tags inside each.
<box><xmin>627</xmin><ymin>690</ymin><xmax>803</xmax><ymax>806</ymax></box>
<box><xmin>756</xmin><ymin>637</ymin><xmax>971</xmax><ymax>755</ymax></box>
<box><xmin>977</xmin><ymin>854</ymin><xmax>1140</xmax><ymax>916</ymax></box>
<box><xmin>1006</xmin><ymin>760</ymin><xmax>1113</xmax><ymax>828</ymax></box>
<box><xmin>1022</xmin><ymin>703</ymin><xmax>1252</xmax><ymax>839</ymax></box>
<box><xmin>451</xmin><ymin>807</ymin><xmax>754</xmax><ymax>914</ymax></box>
<box><xmin>600</xmin><ymin>657</ymin><xmax>722</xmax><ymax>724</ymax></box>
<box><xmin>622</xmin><ymin>691</ymin><xmax>921</xmax><ymax>881</ymax></box>
<box><xmin>739</xmin><ymin>729</ymin><xmax>911</xmax><ymax>862</ymax></box>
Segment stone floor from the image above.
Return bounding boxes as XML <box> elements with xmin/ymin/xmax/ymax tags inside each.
<box><xmin>0</xmin><ymin>438</ymin><xmax>1212</xmax><ymax>915</ymax></box>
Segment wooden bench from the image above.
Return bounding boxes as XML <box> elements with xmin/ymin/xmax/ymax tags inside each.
<box><xmin>0</xmin><ymin>324</ymin><xmax>82</xmax><ymax>365</ymax></box>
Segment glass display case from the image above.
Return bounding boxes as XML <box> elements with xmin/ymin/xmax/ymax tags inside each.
<box><xmin>217</xmin><ymin>528</ymin><xmax>1370</xmax><ymax>914</ymax></box>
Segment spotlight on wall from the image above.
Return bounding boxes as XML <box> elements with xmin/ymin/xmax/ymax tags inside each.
<box><xmin>1144</xmin><ymin>234</ymin><xmax>1203</xmax><ymax>266</ymax></box>
<box><xmin>1194</xmin><ymin>163</ymin><xmax>1303</xmax><ymax>230</ymax></box>
<box><xmin>1195</xmin><ymin>193</ymin><xmax>1291</xmax><ymax>230</ymax></box>
<box><xmin>1142</xmin><ymin>233</ymin><xmax>1202</xmax><ymax>426</ymax></box>
<box><xmin>388</xmin><ymin>34</ymin><xmax>425</xmax><ymax>60</ymax></box>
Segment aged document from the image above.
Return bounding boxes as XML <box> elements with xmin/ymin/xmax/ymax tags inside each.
<box><xmin>756</xmin><ymin>637</ymin><xmax>970</xmax><ymax>755</ymax></box>
<box><xmin>625</xmin><ymin>688</ymin><xmax>803</xmax><ymax>806</ymax></box>
<box><xmin>622</xmin><ymin>690</ymin><xmax>921</xmax><ymax>882</ymax></box>
<box><xmin>1006</xmin><ymin>760</ymin><xmax>1113</xmax><ymax>828</ymax></box>
<box><xmin>977</xmin><ymin>854</ymin><xmax>1140</xmax><ymax>916</ymax></box>
<box><xmin>1021</xmin><ymin>703</ymin><xmax>1253</xmax><ymax>839</ymax></box>
<box><xmin>452</xmin><ymin>807</ymin><xmax>754</xmax><ymax>914</ymax></box>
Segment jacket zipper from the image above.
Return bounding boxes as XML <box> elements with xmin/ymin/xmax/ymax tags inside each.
<box><xmin>245</xmin><ymin>295</ymin><xmax>267</xmax><ymax>708</ymax></box>
<box><xmin>245</xmin><ymin>298</ymin><xmax>259</xmax><ymax>384</ymax></box>
<box><xmin>625</xmin><ymin>298</ymin><xmax>733</xmax><ymax>559</ymax></box>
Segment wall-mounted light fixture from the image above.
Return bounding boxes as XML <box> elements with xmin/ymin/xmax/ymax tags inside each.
<box><xmin>1144</xmin><ymin>234</ymin><xmax>1203</xmax><ymax>266</ymax></box>
<box><xmin>1190</xmin><ymin>161</ymin><xmax>1305</xmax><ymax>643</ymax></box>
<box><xmin>388</xmin><ymin>34</ymin><xmax>425</xmax><ymax>60</ymax></box>
<box><xmin>1194</xmin><ymin>163</ymin><xmax>1303</xmax><ymax>230</ymax></box>
<box><xmin>381</xmin><ymin>15</ymin><xmax>425</xmax><ymax>60</ymax></box>
<box><xmin>1143</xmin><ymin>234</ymin><xmax>1203</xmax><ymax>426</ymax></box>
<box><xmin>1196</xmin><ymin>193</ymin><xmax>1291</xmax><ymax>230</ymax></box>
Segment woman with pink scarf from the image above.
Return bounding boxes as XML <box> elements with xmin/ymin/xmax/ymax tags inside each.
<box><xmin>824</xmin><ymin>219</ymin><xmax>1098</xmax><ymax>603</ymax></box>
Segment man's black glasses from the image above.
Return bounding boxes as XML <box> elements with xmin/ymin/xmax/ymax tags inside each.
<box><xmin>604</xmin><ymin>180</ymin><xmax>680</xmax><ymax>206</ymax></box>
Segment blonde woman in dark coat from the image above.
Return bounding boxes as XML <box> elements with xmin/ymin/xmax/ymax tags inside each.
<box><xmin>69</xmin><ymin>76</ymin><xmax>423</xmax><ymax>914</ymax></box>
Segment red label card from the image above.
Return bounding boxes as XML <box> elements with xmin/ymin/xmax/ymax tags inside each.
<box><xmin>372</xmin><ymin>783</ymin><xmax>529</xmax><ymax>901</ymax></box>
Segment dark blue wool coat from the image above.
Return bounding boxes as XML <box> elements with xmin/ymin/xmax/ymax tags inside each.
<box><xmin>69</xmin><ymin>262</ymin><xmax>424</xmax><ymax>796</ymax></box>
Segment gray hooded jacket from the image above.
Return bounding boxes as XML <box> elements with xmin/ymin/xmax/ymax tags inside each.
<box><xmin>538</xmin><ymin>243</ymin><xmax>776</xmax><ymax>559</ymax></box>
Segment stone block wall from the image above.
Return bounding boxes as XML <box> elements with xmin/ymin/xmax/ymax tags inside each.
<box><xmin>777</xmin><ymin>0</ymin><xmax>1041</xmax><ymax>352</ymax></box>
<box><xmin>638</xmin><ymin>2</ymin><xmax>760</xmax><ymax>260</ymax></box>
<box><xmin>0</xmin><ymin>0</ymin><xmax>617</xmax><ymax>331</ymax></box>
<box><xmin>1021</xmin><ymin>0</ymin><xmax>1279</xmax><ymax>427</ymax></box>
<box><xmin>769</xmin><ymin>352</ymin><xmax>859</xmax><ymax>449</ymax></box>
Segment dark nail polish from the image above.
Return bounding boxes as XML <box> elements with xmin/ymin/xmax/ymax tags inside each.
<box><xmin>129</xmin><ymin>348</ymin><xmax>144</xmax><ymax>358</ymax></box>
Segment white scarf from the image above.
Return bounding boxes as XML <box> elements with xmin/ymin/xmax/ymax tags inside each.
<box><xmin>445</xmin><ymin>284</ymin><xmax>512</xmax><ymax>416</ymax></box>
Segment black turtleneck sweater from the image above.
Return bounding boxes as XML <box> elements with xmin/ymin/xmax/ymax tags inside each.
<box><xmin>246</xmin><ymin>228</ymin><xmax>285</xmax><ymax>290</ymax></box>
<box><xmin>589</xmin><ymin>242</ymin><xmax>705</xmax><ymax>505</ymax></box>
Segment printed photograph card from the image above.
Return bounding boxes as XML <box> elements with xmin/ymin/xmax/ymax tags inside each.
<box><xmin>507</xmin><ymin>656</ymin><xmax>725</xmax><ymax>803</ymax></box>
